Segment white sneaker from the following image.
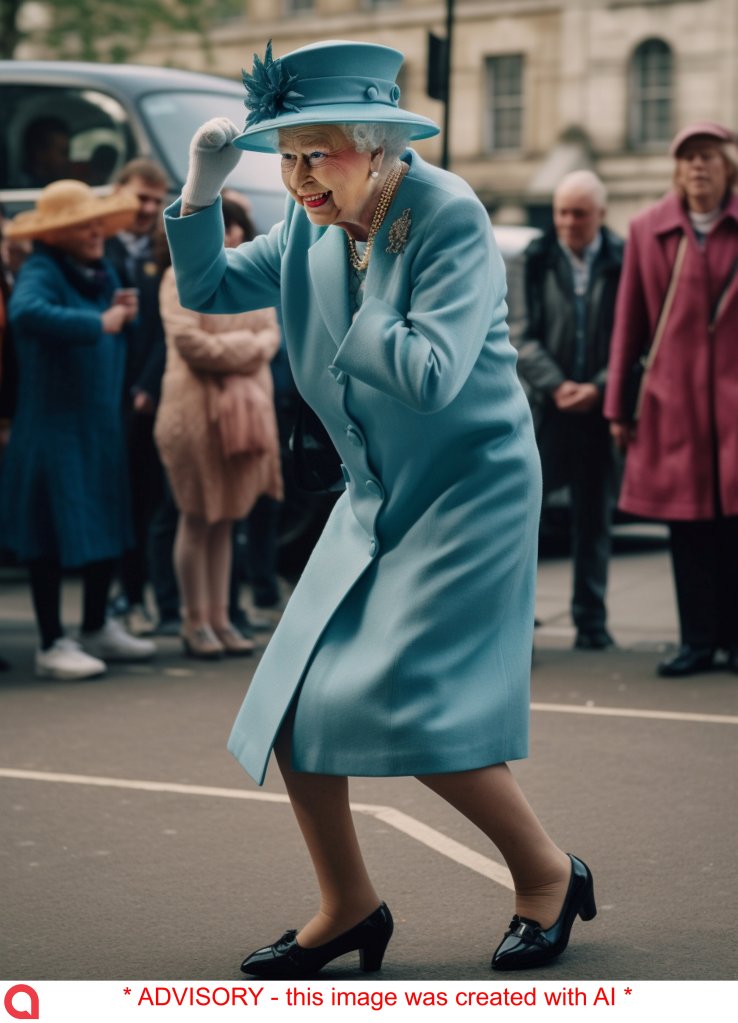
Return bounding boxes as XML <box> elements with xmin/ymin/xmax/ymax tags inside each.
<box><xmin>35</xmin><ymin>638</ymin><xmax>107</xmax><ymax>680</ymax></box>
<box><xmin>125</xmin><ymin>603</ymin><xmax>155</xmax><ymax>636</ymax></box>
<box><xmin>80</xmin><ymin>618</ymin><xmax>157</xmax><ymax>662</ymax></box>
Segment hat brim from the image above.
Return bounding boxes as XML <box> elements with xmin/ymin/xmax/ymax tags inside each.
<box><xmin>232</xmin><ymin>104</ymin><xmax>440</xmax><ymax>153</ymax></box>
<box><xmin>5</xmin><ymin>192</ymin><xmax>139</xmax><ymax>241</ymax></box>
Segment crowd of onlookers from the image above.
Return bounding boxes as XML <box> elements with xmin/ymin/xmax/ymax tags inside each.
<box><xmin>1</xmin><ymin>118</ymin><xmax>737</xmax><ymax>681</ymax></box>
<box><xmin>0</xmin><ymin>151</ymin><xmax>287</xmax><ymax>680</ymax></box>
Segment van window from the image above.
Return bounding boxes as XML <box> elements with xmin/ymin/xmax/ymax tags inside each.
<box><xmin>139</xmin><ymin>90</ymin><xmax>281</xmax><ymax>193</ymax></box>
<box><xmin>0</xmin><ymin>85</ymin><xmax>135</xmax><ymax>191</ymax></box>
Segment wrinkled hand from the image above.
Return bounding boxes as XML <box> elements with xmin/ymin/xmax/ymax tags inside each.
<box><xmin>553</xmin><ymin>381</ymin><xmax>600</xmax><ymax>414</ymax></box>
<box><xmin>610</xmin><ymin>421</ymin><xmax>636</xmax><ymax>451</ymax></box>
<box><xmin>181</xmin><ymin>117</ymin><xmax>243</xmax><ymax>211</ymax></box>
<box><xmin>101</xmin><ymin>304</ymin><xmax>129</xmax><ymax>334</ymax></box>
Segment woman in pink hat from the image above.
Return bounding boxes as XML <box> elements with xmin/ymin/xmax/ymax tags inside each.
<box><xmin>605</xmin><ymin>122</ymin><xmax>738</xmax><ymax>677</ymax></box>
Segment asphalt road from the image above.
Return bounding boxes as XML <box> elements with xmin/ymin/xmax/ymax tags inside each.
<box><xmin>1</xmin><ymin>537</ymin><xmax>736</xmax><ymax>982</ymax></box>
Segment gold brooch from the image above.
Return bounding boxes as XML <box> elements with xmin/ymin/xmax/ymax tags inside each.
<box><xmin>386</xmin><ymin>208</ymin><xmax>411</xmax><ymax>255</ymax></box>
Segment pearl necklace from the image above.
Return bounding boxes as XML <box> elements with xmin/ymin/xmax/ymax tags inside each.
<box><xmin>347</xmin><ymin>162</ymin><xmax>406</xmax><ymax>272</ymax></box>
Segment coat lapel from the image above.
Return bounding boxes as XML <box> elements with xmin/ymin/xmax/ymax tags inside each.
<box><xmin>308</xmin><ymin>227</ymin><xmax>351</xmax><ymax>349</ymax></box>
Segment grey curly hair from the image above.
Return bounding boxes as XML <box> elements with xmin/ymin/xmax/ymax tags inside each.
<box><xmin>268</xmin><ymin>122</ymin><xmax>411</xmax><ymax>160</ymax></box>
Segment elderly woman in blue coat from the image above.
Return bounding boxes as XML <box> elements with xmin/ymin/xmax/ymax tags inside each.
<box><xmin>166</xmin><ymin>40</ymin><xmax>596</xmax><ymax>976</ymax></box>
<box><xmin>2</xmin><ymin>181</ymin><xmax>157</xmax><ymax>679</ymax></box>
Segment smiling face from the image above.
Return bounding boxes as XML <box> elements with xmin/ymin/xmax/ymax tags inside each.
<box><xmin>46</xmin><ymin>218</ymin><xmax>105</xmax><ymax>263</ymax></box>
<box><xmin>674</xmin><ymin>138</ymin><xmax>731</xmax><ymax>212</ymax></box>
<box><xmin>278</xmin><ymin>125</ymin><xmax>382</xmax><ymax>240</ymax></box>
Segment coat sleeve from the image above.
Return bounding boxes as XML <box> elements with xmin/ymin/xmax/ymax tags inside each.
<box><xmin>603</xmin><ymin>227</ymin><xmax>650</xmax><ymax>422</ymax></box>
<box><xmin>331</xmin><ymin>194</ymin><xmax>504</xmax><ymax>414</ymax></box>
<box><xmin>159</xmin><ymin>269</ymin><xmax>281</xmax><ymax>375</ymax></box>
<box><xmin>8</xmin><ymin>257</ymin><xmax>103</xmax><ymax>346</ymax></box>
<box><xmin>164</xmin><ymin>196</ymin><xmax>284</xmax><ymax>315</ymax></box>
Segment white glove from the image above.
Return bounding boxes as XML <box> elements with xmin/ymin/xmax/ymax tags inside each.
<box><xmin>181</xmin><ymin>117</ymin><xmax>243</xmax><ymax>209</ymax></box>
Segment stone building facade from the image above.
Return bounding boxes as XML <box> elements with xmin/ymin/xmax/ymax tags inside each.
<box><xmin>140</xmin><ymin>0</ymin><xmax>738</xmax><ymax>233</ymax></box>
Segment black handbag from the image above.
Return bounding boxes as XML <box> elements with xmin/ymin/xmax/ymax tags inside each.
<box><xmin>289</xmin><ymin>394</ymin><xmax>343</xmax><ymax>494</ymax></box>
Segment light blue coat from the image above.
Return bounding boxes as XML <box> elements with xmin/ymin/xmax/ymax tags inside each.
<box><xmin>165</xmin><ymin>151</ymin><xmax>541</xmax><ymax>785</ymax></box>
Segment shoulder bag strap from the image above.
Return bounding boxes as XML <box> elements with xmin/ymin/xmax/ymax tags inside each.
<box><xmin>634</xmin><ymin>234</ymin><xmax>688</xmax><ymax>419</ymax></box>
<box><xmin>710</xmin><ymin>247</ymin><xmax>738</xmax><ymax>327</ymax></box>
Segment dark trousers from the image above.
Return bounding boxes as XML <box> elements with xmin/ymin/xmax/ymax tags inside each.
<box><xmin>540</xmin><ymin>412</ymin><xmax>616</xmax><ymax>631</ymax></box>
<box><xmin>228</xmin><ymin>496</ymin><xmax>281</xmax><ymax>618</ymax></box>
<box><xmin>148</xmin><ymin>474</ymin><xmax>180</xmax><ymax>621</ymax></box>
<box><xmin>119</xmin><ymin>411</ymin><xmax>178</xmax><ymax>619</ymax></box>
<box><xmin>29</xmin><ymin>558</ymin><xmax>114</xmax><ymax>649</ymax></box>
<box><xmin>668</xmin><ymin>517</ymin><xmax>738</xmax><ymax>650</ymax></box>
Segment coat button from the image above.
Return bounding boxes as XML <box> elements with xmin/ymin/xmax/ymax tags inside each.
<box><xmin>369</xmin><ymin>539</ymin><xmax>378</xmax><ymax>557</ymax></box>
<box><xmin>345</xmin><ymin>426</ymin><xmax>363</xmax><ymax>447</ymax></box>
<box><xmin>328</xmin><ymin>365</ymin><xmax>346</xmax><ymax>385</ymax></box>
<box><xmin>365</xmin><ymin>479</ymin><xmax>383</xmax><ymax>498</ymax></box>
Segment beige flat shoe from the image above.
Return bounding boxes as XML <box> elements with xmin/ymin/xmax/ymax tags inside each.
<box><xmin>181</xmin><ymin>624</ymin><xmax>224</xmax><ymax>660</ymax></box>
<box><xmin>213</xmin><ymin>624</ymin><xmax>256</xmax><ymax>657</ymax></box>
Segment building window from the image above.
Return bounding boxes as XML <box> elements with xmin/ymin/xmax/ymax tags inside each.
<box><xmin>284</xmin><ymin>0</ymin><xmax>313</xmax><ymax>13</ymax></box>
<box><xmin>485</xmin><ymin>55</ymin><xmax>524</xmax><ymax>152</ymax></box>
<box><xmin>629</xmin><ymin>38</ymin><xmax>673</xmax><ymax>148</ymax></box>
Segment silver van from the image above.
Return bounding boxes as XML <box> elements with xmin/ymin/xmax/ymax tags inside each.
<box><xmin>0</xmin><ymin>60</ymin><xmax>284</xmax><ymax>232</ymax></box>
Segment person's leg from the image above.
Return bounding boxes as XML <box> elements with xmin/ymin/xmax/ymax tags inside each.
<box><xmin>570</xmin><ymin>440</ymin><xmax>614</xmax><ymax>637</ymax></box>
<box><xmin>119</xmin><ymin>412</ymin><xmax>158</xmax><ymax>608</ymax></box>
<box><xmin>148</xmin><ymin>473</ymin><xmax>180</xmax><ymax>625</ymax></box>
<box><xmin>173</xmin><ymin>513</ymin><xmax>211</xmax><ymax>629</ymax></box>
<box><xmin>715</xmin><ymin>516</ymin><xmax>738</xmax><ymax>653</ymax></box>
<box><xmin>274</xmin><ymin>724</ymin><xmax>381</xmax><ymax>948</ymax></box>
<box><xmin>247</xmin><ymin>497</ymin><xmax>281</xmax><ymax>608</ymax></box>
<box><xmin>80</xmin><ymin>559</ymin><xmax>115</xmax><ymax>633</ymax></box>
<box><xmin>668</xmin><ymin>520</ymin><xmax>717</xmax><ymax>648</ymax></box>
<box><xmin>418</xmin><ymin>764</ymin><xmax>571</xmax><ymax>928</ymax></box>
<box><xmin>206</xmin><ymin>520</ymin><xmax>235</xmax><ymax>632</ymax></box>
<box><xmin>28</xmin><ymin>558</ymin><xmax>63</xmax><ymax>649</ymax></box>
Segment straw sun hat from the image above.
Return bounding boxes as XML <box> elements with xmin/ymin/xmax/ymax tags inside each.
<box><xmin>5</xmin><ymin>179</ymin><xmax>139</xmax><ymax>241</ymax></box>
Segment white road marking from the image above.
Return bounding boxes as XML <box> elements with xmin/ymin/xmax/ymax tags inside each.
<box><xmin>531</xmin><ymin>702</ymin><xmax>738</xmax><ymax>725</ymax></box>
<box><xmin>1</xmin><ymin>700</ymin><xmax>734</xmax><ymax>890</ymax></box>
<box><xmin>0</xmin><ymin>767</ymin><xmax>514</xmax><ymax>890</ymax></box>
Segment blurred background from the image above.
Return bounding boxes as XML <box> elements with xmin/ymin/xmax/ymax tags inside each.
<box><xmin>4</xmin><ymin>0</ymin><xmax>738</xmax><ymax>234</ymax></box>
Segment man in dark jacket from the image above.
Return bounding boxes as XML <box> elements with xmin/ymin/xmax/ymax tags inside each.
<box><xmin>516</xmin><ymin>170</ymin><xmax>623</xmax><ymax>649</ymax></box>
<box><xmin>105</xmin><ymin>159</ymin><xmax>179</xmax><ymax>635</ymax></box>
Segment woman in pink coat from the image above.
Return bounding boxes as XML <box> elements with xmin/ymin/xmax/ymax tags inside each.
<box><xmin>155</xmin><ymin>199</ymin><xmax>283</xmax><ymax>658</ymax></box>
<box><xmin>604</xmin><ymin>122</ymin><xmax>738</xmax><ymax>677</ymax></box>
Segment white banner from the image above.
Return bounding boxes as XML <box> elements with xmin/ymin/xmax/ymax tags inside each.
<box><xmin>1</xmin><ymin>980</ymin><xmax>735</xmax><ymax>1022</ymax></box>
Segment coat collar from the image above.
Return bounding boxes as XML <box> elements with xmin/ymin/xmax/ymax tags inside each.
<box><xmin>651</xmin><ymin>190</ymin><xmax>738</xmax><ymax>235</ymax></box>
<box><xmin>307</xmin><ymin>225</ymin><xmax>351</xmax><ymax>349</ymax></box>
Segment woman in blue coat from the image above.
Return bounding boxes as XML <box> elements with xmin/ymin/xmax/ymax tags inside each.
<box><xmin>166</xmin><ymin>40</ymin><xmax>596</xmax><ymax>976</ymax></box>
<box><xmin>2</xmin><ymin>180</ymin><xmax>157</xmax><ymax>678</ymax></box>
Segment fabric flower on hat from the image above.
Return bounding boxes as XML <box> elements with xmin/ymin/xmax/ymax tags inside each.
<box><xmin>242</xmin><ymin>40</ymin><xmax>303</xmax><ymax>128</ymax></box>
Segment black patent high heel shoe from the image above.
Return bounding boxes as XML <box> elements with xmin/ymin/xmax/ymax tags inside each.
<box><xmin>491</xmin><ymin>854</ymin><xmax>596</xmax><ymax>971</ymax></box>
<box><xmin>240</xmin><ymin>902</ymin><xmax>393</xmax><ymax>980</ymax></box>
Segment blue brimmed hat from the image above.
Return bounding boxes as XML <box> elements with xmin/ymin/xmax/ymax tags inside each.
<box><xmin>232</xmin><ymin>39</ymin><xmax>440</xmax><ymax>153</ymax></box>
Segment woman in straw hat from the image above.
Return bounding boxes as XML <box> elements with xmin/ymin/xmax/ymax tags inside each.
<box><xmin>1</xmin><ymin>180</ymin><xmax>157</xmax><ymax>679</ymax></box>
<box><xmin>166</xmin><ymin>40</ymin><xmax>596</xmax><ymax>976</ymax></box>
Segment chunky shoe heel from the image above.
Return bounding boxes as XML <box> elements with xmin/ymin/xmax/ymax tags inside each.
<box><xmin>579</xmin><ymin>879</ymin><xmax>597</xmax><ymax>921</ymax></box>
<box><xmin>491</xmin><ymin>854</ymin><xmax>596</xmax><ymax>971</ymax></box>
<box><xmin>241</xmin><ymin>902</ymin><xmax>393</xmax><ymax>979</ymax></box>
<box><xmin>359</xmin><ymin>937</ymin><xmax>390</xmax><ymax>972</ymax></box>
